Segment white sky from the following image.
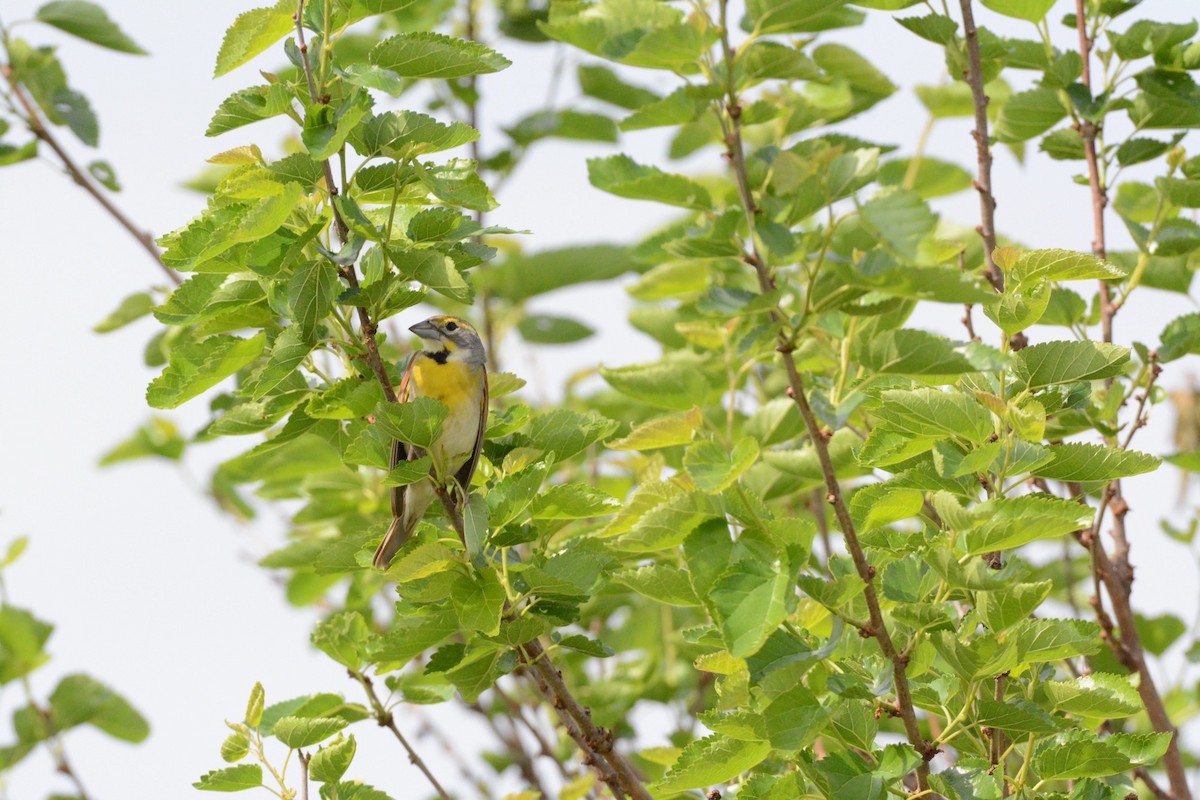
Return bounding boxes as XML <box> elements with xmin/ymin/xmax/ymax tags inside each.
<box><xmin>1</xmin><ymin>0</ymin><xmax>1198</xmax><ymax>797</ymax></box>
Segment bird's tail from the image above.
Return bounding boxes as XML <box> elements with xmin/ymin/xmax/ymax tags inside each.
<box><xmin>372</xmin><ymin>516</ymin><xmax>411</xmax><ymax>570</ymax></box>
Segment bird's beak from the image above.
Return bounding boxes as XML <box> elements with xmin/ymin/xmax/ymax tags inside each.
<box><xmin>408</xmin><ymin>320</ymin><xmax>441</xmax><ymax>340</ymax></box>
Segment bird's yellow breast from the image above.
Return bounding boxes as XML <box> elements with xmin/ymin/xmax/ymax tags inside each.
<box><xmin>411</xmin><ymin>356</ymin><xmax>479</xmax><ymax>405</ymax></box>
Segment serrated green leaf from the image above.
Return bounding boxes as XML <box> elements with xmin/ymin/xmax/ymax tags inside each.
<box><xmin>1012</xmin><ymin>341</ymin><xmax>1129</xmax><ymax>388</ymax></box>
<box><xmin>655</xmin><ymin>734</ymin><xmax>771</xmax><ymax>792</ymax></box>
<box><xmin>588</xmin><ymin>155</ymin><xmax>711</xmax><ymax>210</ymax></box>
<box><xmin>374</xmin><ymin>397</ymin><xmax>448</xmax><ymax>449</ymax></box>
<box><xmin>1044</xmin><ymin>673</ymin><xmax>1142</xmax><ymax>718</ymax></box>
<box><xmin>994</xmin><ymin>88</ymin><xmax>1066</xmax><ymax>143</ymax></box>
<box><xmin>147</xmin><ymin>333</ymin><xmax>267</xmax><ymax>410</ymax></box>
<box><xmin>854</xmin><ymin>329</ymin><xmax>973</xmax><ymax>378</ymax></box>
<box><xmin>213</xmin><ymin>2</ymin><xmax>292</xmax><ymax>76</ymax></box>
<box><xmin>1033</xmin><ymin>443</ymin><xmax>1160</xmax><ymax>482</ymax></box>
<box><xmin>274</xmin><ymin>715</ymin><xmax>349</xmax><ymax>749</ymax></box>
<box><xmin>608</xmin><ymin>408</ymin><xmax>702</xmax><ymax>451</ymax></box>
<box><xmin>309</xmin><ymin>735</ymin><xmax>356</xmax><ymax>782</ymax></box>
<box><xmin>370</xmin><ymin>32</ymin><xmax>510</xmax><ymax>78</ymax></box>
<box><xmin>194</xmin><ymin>764</ymin><xmax>263</xmax><ymax>792</ymax></box>
<box><xmin>1034</xmin><ymin>731</ymin><xmax>1130</xmax><ymax>780</ymax></box>
<box><xmin>962</xmin><ymin>495</ymin><xmax>1094</xmax><ymax>555</ymax></box>
<box><xmin>684</xmin><ymin>437</ymin><xmax>760</xmax><ymax>492</ymax></box>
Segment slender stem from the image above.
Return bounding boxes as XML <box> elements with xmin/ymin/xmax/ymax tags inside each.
<box><xmin>519</xmin><ymin>639</ymin><xmax>648</xmax><ymax>800</ymax></box>
<box><xmin>715</xmin><ymin>0</ymin><xmax>935</xmax><ymax>788</ymax></box>
<box><xmin>2</xmin><ymin>66</ymin><xmax>178</xmax><ymax>286</ymax></box>
<box><xmin>350</xmin><ymin>669</ymin><xmax>453</xmax><ymax>800</ymax></box>
<box><xmin>298</xmin><ymin>750</ymin><xmax>310</xmax><ymax>800</ymax></box>
<box><xmin>957</xmin><ymin>0</ymin><xmax>1004</xmax><ymax>292</ymax></box>
<box><xmin>1071</xmin><ymin>6</ymin><xmax>1188</xmax><ymax>795</ymax></box>
<box><xmin>294</xmin><ymin>0</ymin><xmax>396</xmax><ymax>402</ymax></box>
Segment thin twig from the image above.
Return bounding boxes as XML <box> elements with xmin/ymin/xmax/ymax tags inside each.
<box><xmin>957</xmin><ymin>0</ymin><xmax>1004</xmax><ymax>292</ymax></box>
<box><xmin>298</xmin><ymin>750</ymin><xmax>310</xmax><ymax>800</ymax></box>
<box><xmin>294</xmin><ymin>0</ymin><xmax>396</xmax><ymax>402</ymax></box>
<box><xmin>2</xmin><ymin>66</ymin><xmax>178</xmax><ymax>286</ymax></box>
<box><xmin>350</xmin><ymin>670</ymin><xmax>453</xmax><ymax>800</ymax></box>
<box><xmin>1071</xmin><ymin>6</ymin><xmax>1188</xmax><ymax>793</ymax></box>
<box><xmin>714</xmin><ymin>1</ymin><xmax>936</xmax><ymax>789</ymax></box>
<box><xmin>520</xmin><ymin>639</ymin><xmax>644</xmax><ymax>800</ymax></box>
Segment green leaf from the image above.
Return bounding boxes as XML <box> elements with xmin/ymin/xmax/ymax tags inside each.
<box><xmin>1158</xmin><ymin>177</ymin><xmax>1200</xmax><ymax>208</ymax></box>
<box><xmin>613</xmin><ymin>564</ymin><xmax>700</xmax><ymax>606</ymax></box>
<box><xmin>207</xmin><ymin>85</ymin><xmax>294</xmax><ymax>136</ymax></box>
<box><xmin>524</xmin><ymin>408</ymin><xmax>618</xmax><ymax>460</ymax></box>
<box><xmin>508</xmin><ymin>109</ymin><xmax>618</xmax><ymax>144</ymax></box>
<box><xmin>349</xmin><ymin>111</ymin><xmax>478</xmax><ymax>160</ymax></box>
<box><xmin>763</xmin><ymin>684</ymin><xmax>830</xmax><ymax>751</ymax></box>
<box><xmin>861</xmin><ymin>189</ymin><xmax>936</xmax><ymax>261</ymax></box>
<box><xmin>1136</xmin><ymin>613</ymin><xmax>1187</xmax><ymax>656</ymax></box>
<box><xmin>608</xmin><ymin>408</ymin><xmax>702</xmax><ymax>451</ymax></box>
<box><xmin>540</xmin><ymin>0</ymin><xmax>713</xmax><ymax>70</ymax></box>
<box><xmin>98</xmin><ymin>417</ymin><xmax>186</xmax><ymax>465</ymax></box>
<box><xmin>146</xmin><ymin>333</ymin><xmax>267</xmax><ymax>410</ymax></box>
<box><xmin>976</xmin><ymin>582</ymin><xmax>1050</xmax><ymax>632</ymax></box>
<box><xmin>854</xmin><ymin>329</ymin><xmax>974</xmax><ymax>378</ymax></box>
<box><xmin>1043</xmin><ymin>673</ymin><xmax>1142</xmax><ymax>718</ymax></box>
<box><xmin>994</xmin><ymin>88</ymin><xmax>1066</xmax><ymax>143</ymax></box>
<box><xmin>684</xmin><ymin>437</ymin><xmax>760</xmax><ymax>492</ymax></box>
<box><xmin>656</xmin><ymin>734</ymin><xmax>771</xmax><ymax>792</ymax></box>
<box><xmin>529</xmin><ymin>484</ymin><xmax>620</xmax><ymax>519</ymax></box>
<box><xmin>303</xmin><ymin>92</ymin><xmax>373</xmax><ymax>161</ymax></box>
<box><xmin>600</xmin><ymin>358</ymin><xmax>714</xmax><ymax>410</ymax></box>
<box><xmin>962</xmin><ymin>495</ymin><xmax>1094</xmax><ymax>555</ymax></box>
<box><xmin>274</xmin><ymin>715</ymin><xmax>349</xmax><ymax>749</ymax></box>
<box><xmin>36</xmin><ymin>1</ymin><xmax>147</xmax><ymax>54</ymax></box>
<box><xmin>709</xmin><ymin>560</ymin><xmax>790</xmax><ymax>657</ymax></box>
<box><xmin>1012</xmin><ymin>341</ymin><xmax>1129</xmax><ymax>388</ymax></box>
<box><xmin>288</xmin><ymin>261</ymin><xmax>339</xmax><ymax>338</ymax></box>
<box><xmin>578</xmin><ymin>64</ymin><xmax>661</xmax><ymax>109</ymax></box>
<box><xmin>976</xmin><ymin>698</ymin><xmax>1061</xmax><ymax>736</ymax></box>
<box><xmin>1160</xmin><ymin>312</ymin><xmax>1200</xmax><ymax>362</ymax></box>
<box><xmin>213</xmin><ymin>2</ymin><xmax>292</xmax><ymax>77</ymax></box>
<box><xmin>1034</xmin><ymin>731</ymin><xmax>1130</xmax><ymax>780</ymax></box>
<box><xmin>246</xmin><ymin>683</ymin><xmax>265</xmax><ymax>727</ymax></box>
<box><xmin>311</xmin><ymin>612</ymin><xmax>369</xmax><ymax>670</ymax></box>
<box><xmin>309</xmin><ymin>735</ymin><xmax>356</xmax><ymax>783</ymax></box>
<box><xmin>517</xmin><ymin>314</ymin><xmax>594</xmax><ymax>344</ymax></box>
<box><xmin>220</xmin><ymin>733</ymin><xmax>250</xmax><ymax>763</ymax></box>
<box><xmin>1032</xmin><ymin>443</ymin><xmax>1160</xmax><ymax>482</ymax></box>
<box><xmin>247</xmin><ymin>328</ymin><xmax>314</xmax><ymax>400</ymax></box>
<box><xmin>194</xmin><ymin>764</ymin><xmax>263</xmax><ymax>792</ymax></box>
<box><xmin>874</xmin><ymin>388</ymin><xmax>993</xmax><ymax>443</ymax></box>
<box><xmin>1013</xmin><ymin>618</ymin><xmax>1102</xmax><ymax>663</ymax></box>
<box><xmin>374</xmin><ymin>397</ymin><xmax>448</xmax><ymax>449</ymax></box>
<box><xmin>877</xmin><ymin>157</ymin><xmax>971</xmax><ymax>198</ymax></box>
<box><xmin>588</xmin><ymin>155</ymin><xmax>712</xmax><ymax>210</ymax></box>
<box><xmin>1117</xmin><ymin>137</ymin><xmax>1172</xmax><ymax>167</ymax></box>
<box><xmin>1109</xmin><ymin>731</ymin><xmax>1172</xmax><ymax>765</ymax></box>
<box><xmin>48</xmin><ymin>674</ymin><xmax>149</xmax><ymax>742</ymax></box>
<box><xmin>450</xmin><ymin>571</ymin><xmax>506</xmax><ymax>635</ymax></box>
<box><xmin>94</xmin><ymin>291</ymin><xmax>154</xmax><ymax>333</ymax></box>
<box><xmin>1008</xmin><ymin>248</ymin><xmax>1125</xmax><ymax>286</ymax></box>
<box><xmin>979</xmin><ymin>0</ymin><xmax>1054</xmax><ymax>21</ymax></box>
<box><xmin>370</xmin><ymin>32</ymin><xmax>510</xmax><ymax>78</ymax></box>
<box><xmin>742</xmin><ymin>0</ymin><xmax>864</xmax><ymax>34</ymax></box>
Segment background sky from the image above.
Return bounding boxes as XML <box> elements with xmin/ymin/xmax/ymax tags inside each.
<box><xmin>1</xmin><ymin>0</ymin><xmax>1198</xmax><ymax>797</ymax></box>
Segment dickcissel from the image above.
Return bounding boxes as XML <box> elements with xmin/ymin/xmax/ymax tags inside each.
<box><xmin>372</xmin><ymin>315</ymin><xmax>488</xmax><ymax>569</ymax></box>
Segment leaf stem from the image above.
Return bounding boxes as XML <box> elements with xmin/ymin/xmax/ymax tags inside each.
<box><xmin>349</xmin><ymin>669</ymin><xmax>453</xmax><ymax>800</ymax></box>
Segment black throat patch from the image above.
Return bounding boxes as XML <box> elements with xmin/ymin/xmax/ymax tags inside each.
<box><xmin>423</xmin><ymin>350</ymin><xmax>450</xmax><ymax>365</ymax></box>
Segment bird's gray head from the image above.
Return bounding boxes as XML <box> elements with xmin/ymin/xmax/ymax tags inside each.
<box><xmin>409</xmin><ymin>315</ymin><xmax>486</xmax><ymax>365</ymax></box>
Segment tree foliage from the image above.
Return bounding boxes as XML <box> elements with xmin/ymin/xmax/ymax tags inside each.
<box><xmin>5</xmin><ymin>0</ymin><xmax>1200</xmax><ymax>798</ymax></box>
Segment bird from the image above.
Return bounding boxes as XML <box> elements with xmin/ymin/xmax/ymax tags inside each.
<box><xmin>372</xmin><ymin>315</ymin><xmax>488</xmax><ymax>569</ymax></box>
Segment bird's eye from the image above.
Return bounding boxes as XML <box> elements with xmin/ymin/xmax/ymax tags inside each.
<box><xmin>446</xmin><ymin>321</ymin><xmax>458</xmax><ymax>331</ymax></box>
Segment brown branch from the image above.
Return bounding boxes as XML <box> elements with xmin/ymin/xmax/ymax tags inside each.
<box><xmin>520</xmin><ymin>638</ymin><xmax>649</xmax><ymax>800</ymax></box>
<box><xmin>492</xmin><ymin>683</ymin><xmax>572</xmax><ymax>778</ymax></box>
<box><xmin>1071</xmin><ymin>8</ymin><xmax>1187</xmax><ymax>791</ymax></box>
<box><xmin>294</xmin><ymin>0</ymin><xmax>396</xmax><ymax>402</ymax></box>
<box><xmin>298</xmin><ymin>750</ymin><xmax>311</xmax><ymax>800</ymax></box>
<box><xmin>714</xmin><ymin>1</ymin><xmax>936</xmax><ymax>789</ymax></box>
<box><xmin>2</xmin><ymin>67</ymin><xmax>178</xmax><ymax>286</ymax></box>
<box><xmin>350</xmin><ymin>669</ymin><xmax>453</xmax><ymax>800</ymax></box>
<box><xmin>957</xmin><ymin>0</ymin><xmax>1004</xmax><ymax>292</ymax></box>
